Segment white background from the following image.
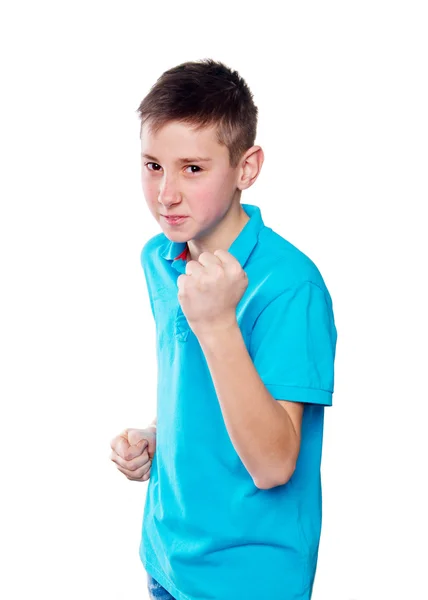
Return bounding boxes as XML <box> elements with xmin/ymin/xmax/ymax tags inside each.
<box><xmin>1</xmin><ymin>1</ymin><xmax>427</xmax><ymax>599</ymax></box>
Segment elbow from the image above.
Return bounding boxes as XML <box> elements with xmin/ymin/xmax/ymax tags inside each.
<box><xmin>253</xmin><ymin>459</ymin><xmax>297</xmax><ymax>490</ymax></box>
<box><xmin>281</xmin><ymin>459</ymin><xmax>297</xmax><ymax>485</ymax></box>
<box><xmin>253</xmin><ymin>478</ymin><xmax>279</xmax><ymax>490</ymax></box>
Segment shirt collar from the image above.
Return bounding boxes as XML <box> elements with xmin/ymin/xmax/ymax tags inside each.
<box><xmin>160</xmin><ymin>203</ymin><xmax>264</xmax><ymax>272</ymax></box>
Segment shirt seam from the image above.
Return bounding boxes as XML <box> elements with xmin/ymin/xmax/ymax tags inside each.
<box><xmin>265</xmin><ymin>383</ymin><xmax>333</xmax><ymax>394</ymax></box>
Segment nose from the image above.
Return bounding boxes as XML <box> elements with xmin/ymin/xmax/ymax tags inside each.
<box><xmin>158</xmin><ymin>174</ymin><xmax>181</xmax><ymax>207</ymax></box>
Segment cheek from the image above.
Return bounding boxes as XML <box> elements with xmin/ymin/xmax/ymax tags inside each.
<box><xmin>192</xmin><ymin>178</ymin><xmax>229</xmax><ymax>218</ymax></box>
<box><xmin>141</xmin><ymin>177</ymin><xmax>158</xmax><ymax>204</ymax></box>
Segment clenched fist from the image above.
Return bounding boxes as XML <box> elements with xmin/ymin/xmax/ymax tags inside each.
<box><xmin>110</xmin><ymin>427</ymin><xmax>156</xmax><ymax>482</ymax></box>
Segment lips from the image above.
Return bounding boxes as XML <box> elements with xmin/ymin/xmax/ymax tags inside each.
<box><xmin>162</xmin><ymin>215</ymin><xmax>188</xmax><ymax>225</ymax></box>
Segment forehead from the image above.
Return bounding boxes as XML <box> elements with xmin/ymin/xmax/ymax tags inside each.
<box><xmin>141</xmin><ymin>120</ymin><xmax>226</xmax><ymax>158</ymax></box>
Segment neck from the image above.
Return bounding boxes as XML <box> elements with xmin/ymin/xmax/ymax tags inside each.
<box><xmin>187</xmin><ymin>203</ymin><xmax>249</xmax><ymax>262</ymax></box>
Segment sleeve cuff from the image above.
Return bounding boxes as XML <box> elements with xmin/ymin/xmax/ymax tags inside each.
<box><xmin>264</xmin><ymin>383</ymin><xmax>333</xmax><ymax>406</ymax></box>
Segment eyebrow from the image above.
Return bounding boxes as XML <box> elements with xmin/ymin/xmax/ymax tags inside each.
<box><xmin>141</xmin><ymin>153</ymin><xmax>212</xmax><ymax>164</ymax></box>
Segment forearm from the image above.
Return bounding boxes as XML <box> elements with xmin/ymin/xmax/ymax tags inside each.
<box><xmin>197</xmin><ymin>322</ymin><xmax>298</xmax><ymax>489</ymax></box>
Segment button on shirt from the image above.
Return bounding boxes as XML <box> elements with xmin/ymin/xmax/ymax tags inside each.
<box><xmin>139</xmin><ymin>203</ymin><xmax>337</xmax><ymax>600</ymax></box>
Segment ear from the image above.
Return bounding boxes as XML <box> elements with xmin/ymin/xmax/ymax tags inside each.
<box><xmin>237</xmin><ymin>145</ymin><xmax>265</xmax><ymax>191</ymax></box>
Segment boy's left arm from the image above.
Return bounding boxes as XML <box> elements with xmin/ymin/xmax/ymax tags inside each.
<box><xmin>198</xmin><ymin>323</ymin><xmax>303</xmax><ymax>490</ymax></box>
<box><xmin>177</xmin><ymin>249</ymin><xmax>335</xmax><ymax>490</ymax></box>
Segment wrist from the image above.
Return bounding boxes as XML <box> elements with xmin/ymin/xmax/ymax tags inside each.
<box><xmin>197</xmin><ymin>320</ymin><xmax>240</xmax><ymax>349</ymax></box>
<box><xmin>195</xmin><ymin>319</ymin><xmax>239</xmax><ymax>345</ymax></box>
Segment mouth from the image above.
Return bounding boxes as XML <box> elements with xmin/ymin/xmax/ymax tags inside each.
<box><xmin>162</xmin><ymin>215</ymin><xmax>188</xmax><ymax>225</ymax></box>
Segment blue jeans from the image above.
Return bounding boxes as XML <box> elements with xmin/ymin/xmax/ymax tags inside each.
<box><xmin>147</xmin><ymin>573</ymin><xmax>176</xmax><ymax>600</ymax></box>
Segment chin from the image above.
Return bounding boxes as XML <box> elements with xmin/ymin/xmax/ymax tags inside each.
<box><xmin>160</xmin><ymin>226</ymin><xmax>190</xmax><ymax>242</ymax></box>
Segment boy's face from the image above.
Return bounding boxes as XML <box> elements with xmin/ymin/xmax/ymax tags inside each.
<box><xmin>140</xmin><ymin>120</ymin><xmax>246</xmax><ymax>245</ymax></box>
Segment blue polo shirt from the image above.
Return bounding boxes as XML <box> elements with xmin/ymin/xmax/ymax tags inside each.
<box><xmin>139</xmin><ymin>203</ymin><xmax>337</xmax><ymax>600</ymax></box>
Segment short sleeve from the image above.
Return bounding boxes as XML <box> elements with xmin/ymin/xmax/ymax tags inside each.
<box><xmin>249</xmin><ymin>281</ymin><xmax>337</xmax><ymax>406</ymax></box>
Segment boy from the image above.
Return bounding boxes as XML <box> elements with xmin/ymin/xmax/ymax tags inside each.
<box><xmin>110</xmin><ymin>58</ymin><xmax>337</xmax><ymax>600</ymax></box>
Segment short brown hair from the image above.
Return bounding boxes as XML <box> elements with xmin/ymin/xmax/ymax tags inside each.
<box><xmin>136</xmin><ymin>58</ymin><xmax>258</xmax><ymax>169</ymax></box>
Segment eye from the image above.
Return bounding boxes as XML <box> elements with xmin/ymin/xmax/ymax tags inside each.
<box><xmin>145</xmin><ymin>162</ymin><xmax>162</xmax><ymax>171</ymax></box>
<box><xmin>185</xmin><ymin>165</ymin><xmax>202</xmax><ymax>174</ymax></box>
